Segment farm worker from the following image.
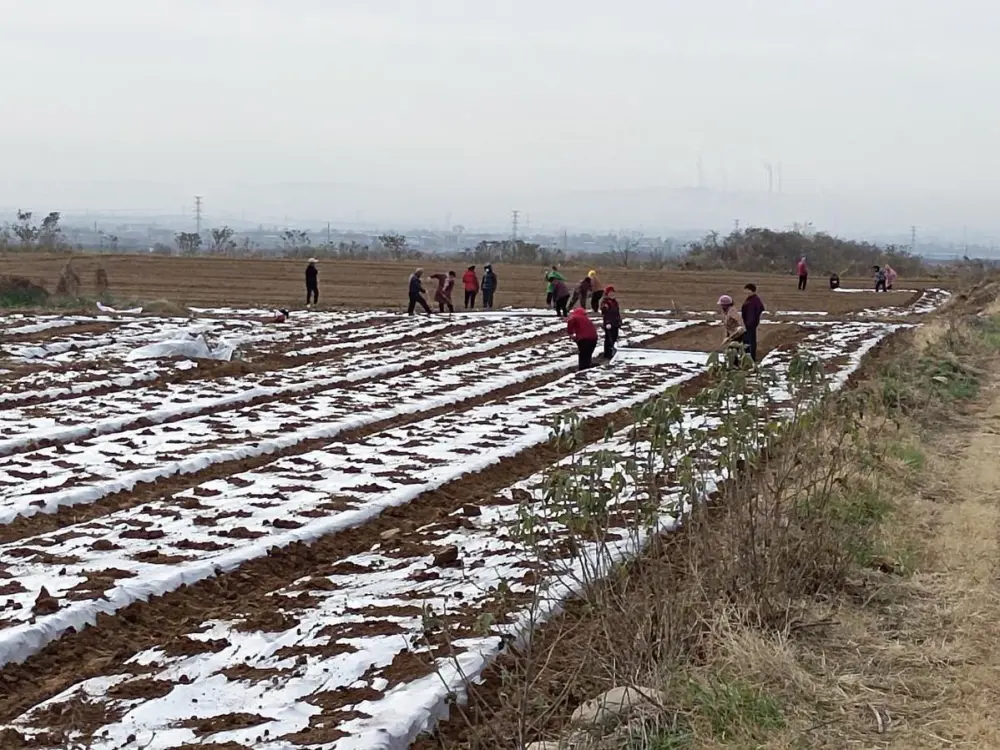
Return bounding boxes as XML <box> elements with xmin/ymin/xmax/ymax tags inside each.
<box><xmin>430</xmin><ymin>271</ymin><xmax>456</xmax><ymax>313</ymax></box>
<box><xmin>568</xmin><ymin>274</ymin><xmax>592</xmax><ymax>310</ymax></box>
<box><xmin>305</xmin><ymin>258</ymin><xmax>319</xmax><ymax>307</ymax></box>
<box><xmin>551</xmin><ymin>277</ymin><xmax>571</xmax><ymax>318</ymax></box>
<box><xmin>829</xmin><ymin>272</ymin><xmax>840</xmax><ymax>290</ymax></box>
<box><xmin>407</xmin><ymin>268</ymin><xmax>432</xmax><ymax>316</ymax></box>
<box><xmin>588</xmin><ymin>270</ymin><xmax>604</xmax><ymax>312</ymax></box>
<box><xmin>873</xmin><ymin>265</ymin><xmax>887</xmax><ymax>292</ymax></box>
<box><xmin>266</xmin><ymin>308</ymin><xmax>291</xmax><ymax>324</ymax></box>
<box><xmin>544</xmin><ymin>266</ymin><xmax>565</xmax><ymax>307</ymax></box>
<box><xmin>717</xmin><ymin>294</ymin><xmax>746</xmax><ymax>365</ymax></box>
<box><xmin>599</xmin><ymin>286</ymin><xmax>622</xmax><ymax>360</ymax></box>
<box><xmin>885</xmin><ymin>264</ymin><xmax>898</xmax><ymax>290</ymax></box>
<box><xmin>482</xmin><ymin>264</ymin><xmax>498</xmax><ymax>309</ymax></box>
<box><xmin>567</xmin><ymin>307</ymin><xmax>598</xmax><ymax>371</ymax></box>
<box><xmin>740</xmin><ymin>283</ymin><xmax>765</xmax><ymax>363</ymax></box>
<box><xmin>462</xmin><ymin>265</ymin><xmax>479</xmax><ymax>309</ymax></box>
<box><xmin>796</xmin><ymin>257</ymin><xmax>808</xmax><ymax>291</ymax></box>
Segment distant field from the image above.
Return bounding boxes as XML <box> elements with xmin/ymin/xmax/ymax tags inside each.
<box><xmin>0</xmin><ymin>252</ymin><xmax>953</xmax><ymax>313</ymax></box>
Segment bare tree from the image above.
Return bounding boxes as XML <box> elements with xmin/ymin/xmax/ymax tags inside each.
<box><xmin>37</xmin><ymin>212</ymin><xmax>62</xmax><ymax>250</ymax></box>
<box><xmin>12</xmin><ymin>210</ymin><xmax>38</xmax><ymax>248</ymax></box>
<box><xmin>210</xmin><ymin>226</ymin><xmax>236</xmax><ymax>254</ymax></box>
<box><xmin>611</xmin><ymin>230</ymin><xmax>643</xmax><ymax>268</ymax></box>
<box><xmin>281</xmin><ymin>229</ymin><xmax>310</xmax><ymax>251</ymax></box>
<box><xmin>646</xmin><ymin>240</ymin><xmax>674</xmax><ymax>270</ymax></box>
<box><xmin>378</xmin><ymin>232</ymin><xmax>408</xmax><ymax>260</ymax></box>
<box><xmin>175</xmin><ymin>232</ymin><xmax>202</xmax><ymax>254</ymax></box>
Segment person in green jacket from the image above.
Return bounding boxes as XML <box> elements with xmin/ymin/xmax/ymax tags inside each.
<box><xmin>544</xmin><ymin>265</ymin><xmax>565</xmax><ymax>308</ymax></box>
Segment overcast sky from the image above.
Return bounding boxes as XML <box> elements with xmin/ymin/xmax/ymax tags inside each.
<box><xmin>2</xmin><ymin>0</ymin><xmax>998</xmax><ymax>233</ymax></box>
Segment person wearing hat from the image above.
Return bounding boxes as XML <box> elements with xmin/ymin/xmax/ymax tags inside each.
<box><xmin>566</xmin><ymin>307</ymin><xmax>598</xmax><ymax>371</ymax></box>
<box><xmin>588</xmin><ymin>269</ymin><xmax>604</xmax><ymax>312</ymax></box>
<box><xmin>305</xmin><ymin>258</ymin><xmax>319</xmax><ymax>308</ymax></box>
<box><xmin>407</xmin><ymin>268</ymin><xmax>432</xmax><ymax>316</ymax></box>
<box><xmin>717</xmin><ymin>294</ymin><xmax>745</xmax><ymax>365</ymax></box>
<box><xmin>599</xmin><ymin>286</ymin><xmax>622</xmax><ymax>360</ymax></box>
<box><xmin>481</xmin><ymin>264</ymin><xmax>498</xmax><ymax>309</ymax></box>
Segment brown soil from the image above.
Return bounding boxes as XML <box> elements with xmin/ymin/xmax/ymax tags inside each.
<box><xmin>0</xmin><ymin>253</ymin><xmax>946</xmax><ymax>313</ymax></box>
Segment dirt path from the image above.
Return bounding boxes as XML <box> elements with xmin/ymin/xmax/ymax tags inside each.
<box><xmin>888</xmin><ymin>386</ymin><xmax>1000</xmax><ymax>748</ymax></box>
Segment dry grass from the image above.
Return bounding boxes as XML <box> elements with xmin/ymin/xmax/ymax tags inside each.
<box><xmin>419</xmin><ymin>299</ymin><xmax>1000</xmax><ymax>750</ymax></box>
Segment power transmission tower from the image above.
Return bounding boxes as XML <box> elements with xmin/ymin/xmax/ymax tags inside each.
<box><xmin>910</xmin><ymin>225</ymin><xmax>917</xmax><ymax>253</ymax></box>
<box><xmin>511</xmin><ymin>210</ymin><xmax>519</xmax><ymax>241</ymax></box>
<box><xmin>194</xmin><ymin>196</ymin><xmax>203</xmax><ymax>234</ymax></box>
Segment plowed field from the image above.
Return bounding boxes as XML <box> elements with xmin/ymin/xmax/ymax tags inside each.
<box><xmin>0</xmin><ymin>253</ymin><xmax>949</xmax><ymax>313</ymax></box>
<box><xmin>0</xmin><ymin>279</ymin><xmax>953</xmax><ymax>750</ymax></box>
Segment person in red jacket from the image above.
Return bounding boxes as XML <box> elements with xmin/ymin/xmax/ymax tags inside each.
<box><xmin>462</xmin><ymin>266</ymin><xmax>479</xmax><ymax>309</ymax></box>
<box><xmin>599</xmin><ymin>286</ymin><xmax>622</xmax><ymax>360</ymax></box>
<box><xmin>566</xmin><ymin>307</ymin><xmax>598</xmax><ymax>371</ymax></box>
<box><xmin>796</xmin><ymin>257</ymin><xmax>808</xmax><ymax>290</ymax></box>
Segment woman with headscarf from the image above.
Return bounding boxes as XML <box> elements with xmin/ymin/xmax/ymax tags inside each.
<box><xmin>718</xmin><ymin>294</ymin><xmax>746</xmax><ymax>365</ymax></box>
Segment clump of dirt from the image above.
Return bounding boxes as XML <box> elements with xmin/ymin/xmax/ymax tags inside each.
<box><xmin>55</xmin><ymin>262</ymin><xmax>81</xmax><ymax>298</ymax></box>
<box><xmin>178</xmin><ymin>712</ymin><xmax>269</xmax><ymax>735</ymax></box>
<box><xmin>94</xmin><ymin>267</ymin><xmax>110</xmax><ymax>296</ymax></box>
<box><xmin>0</xmin><ymin>276</ymin><xmax>50</xmax><ymax>307</ymax></box>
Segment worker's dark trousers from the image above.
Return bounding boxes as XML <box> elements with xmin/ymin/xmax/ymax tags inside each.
<box><xmin>306</xmin><ymin>286</ymin><xmax>318</xmax><ymax>305</ymax></box>
<box><xmin>798</xmin><ymin>274</ymin><xmax>808</xmax><ymax>290</ymax></box>
<box><xmin>577</xmin><ymin>339</ymin><xmax>597</xmax><ymax>371</ymax></box>
<box><xmin>437</xmin><ymin>297</ymin><xmax>454</xmax><ymax>313</ymax></box>
<box><xmin>742</xmin><ymin>327</ymin><xmax>759</xmax><ymax>362</ymax></box>
<box><xmin>875</xmin><ymin>280</ymin><xmax>887</xmax><ymax>292</ymax></box>
<box><xmin>408</xmin><ymin>294</ymin><xmax>431</xmax><ymax>315</ymax></box>
<box><xmin>545</xmin><ymin>291</ymin><xmax>553</xmax><ymax>307</ymax></box>
<box><xmin>482</xmin><ymin>290</ymin><xmax>495</xmax><ymax>309</ymax></box>
<box><xmin>603</xmin><ymin>325</ymin><xmax>619</xmax><ymax>359</ymax></box>
<box><xmin>590</xmin><ymin>290</ymin><xmax>604</xmax><ymax>312</ymax></box>
<box><xmin>464</xmin><ymin>291</ymin><xmax>477</xmax><ymax>309</ymax></box>
<box><xmin>554</xmin><ymin>295</ymin><xmax>570</xmax><ymax>318</ymax></box>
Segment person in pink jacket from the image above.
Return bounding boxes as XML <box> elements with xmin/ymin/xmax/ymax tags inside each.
<box><xmin>796</xmin><ymin>257</ymin><xmax>808</xmax><ymax>290</ymax></box>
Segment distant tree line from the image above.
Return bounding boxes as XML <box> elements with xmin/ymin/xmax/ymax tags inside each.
<box><xmin>0</xmin><ymin>209</ymin><xmax>977</xmax><ymax>277</ymax></box>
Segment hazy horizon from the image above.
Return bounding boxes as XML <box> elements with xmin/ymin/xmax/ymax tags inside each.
<box><xmin>4</xmin><ymin>1</ymin><xmax>999</xmax><ymax>236</ymax></box>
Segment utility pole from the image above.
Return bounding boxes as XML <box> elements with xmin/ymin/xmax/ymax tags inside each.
<box><xmin>734</xmin><ymin>219</ymin><xmax>740</xmax><ymax>232</ymax></box>
<box><xmin>511</xmin><ymin>210</ymin><xmax>519</xmax><ymax>241</ymax></box>
<box><xmin>194</xmin><ymin>196</ymin><xmax>203</xmax><ymax>235</ymax></box>
<box><xmin>563</xmin><ymin>228</ymin><xmax>568</xmax><ymax>255</ymax></box>
<box><xmin>910</xmin><ymin>225</ymin><xmax>917</xmax><ymax>253</ymax></box>
<box><xmin>326</xmin><ymin>221</ymin><xmax>331</xmax><ymax>245</ymax></box>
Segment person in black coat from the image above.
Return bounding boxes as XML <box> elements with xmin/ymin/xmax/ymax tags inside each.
<box><xmin>305</xmin><ymin>258</ymin><xmax>319</xmax><ymax>307</ymax></box>
<box><xmin>740</xmin><ymin>283</ymin><xmax>765</xmax><ymax>362</ymax></box>
<box><xmin>481</xmin><ymin>265</ymin><xmax>498</xmax><ymax>309</ymax></box>
<box><xmin>407</xmin><ymin>268</ymin><xmax>432</xmax><ymax>316</ymax></box>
